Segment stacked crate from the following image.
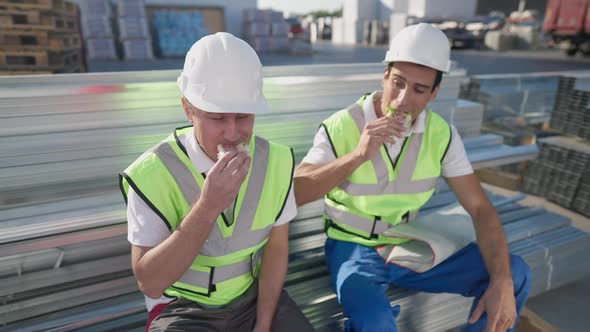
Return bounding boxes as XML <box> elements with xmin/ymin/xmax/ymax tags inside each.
<box><xmin>523</xmin><ymin>136</ymin><xmax>590</xmax><ymax>217</ymax></box>
<box><xmin>151</xmin><ymin>10</ymin><xmax>208</xmax><ymax>57</ymax></box>
<box><xmin>0</xmin><ymin>0</ymin><xmax>83</xmax><ymax>75</ymax></box>
<box><xmin>524</xmin><ymin>73</ymin><xmax>590</xmax><ymax>217</ymax></box>
<box><xmin>115</xmin><ymin>0</ymin><xmax>152</xmax><ymax>60</ymax></box>
<box><xmin>242</xmin><ymin>9</ymin><xmax>289</xmax><ymax>53</ymax></box>
<box><xmin>78</xmin><ymin>0</ymin><xmax>116</xmax><ymax>60</ymax></box>
<box><xmin>572</xmin><ymin>168</ymin><xmax>590</xmax><ymax>217</ymax></box>
<box><xmin>550</xmin><ymin>74</ymin><xmax>590</xmax><ymax>140</ymax></box>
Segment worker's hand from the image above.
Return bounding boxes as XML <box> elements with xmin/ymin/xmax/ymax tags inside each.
<box><xmin>468</xmin><ymin>278</ymin><xmax>517</xmax><ymax>332</ymax></box>
<box><xmin>199</xmin><ymin>149</ymin><xmax>251</xmax><ymax>215</ymax></box>
<box><xmin>354</xmin><ymin>115</ymin><xmax>406</xmax><ymax>162</ymax></box>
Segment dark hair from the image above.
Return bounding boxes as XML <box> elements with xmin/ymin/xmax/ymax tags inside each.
<box><xmin>386</xmin><ymin>62</ymin><xmax>443</xmax><ymax>92</ymax></box>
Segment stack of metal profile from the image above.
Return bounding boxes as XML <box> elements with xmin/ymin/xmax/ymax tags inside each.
<box><xmin>3</xmin><ymin>189</ymin><xmax>589</xmax><ymax>332</ymax></box>
<box><xmin>460</xmin><ymin>72</ymin><xmax>562</xmax><ymax>125</ymax></box>
<box><xmin>523</xmin><ymin>136</ymin><xmax>590</xmax><ymax>217</ymax></box>
<box><xmin>550</xmin><ymin>73</ymin><xmax>590</xmax><ymax>140</ymax></box>
<box><xmin>572</xmin><ymin>177</ymin><xmax>590</xmax><ymax>224</ymax></box>
<box><xmin>433</xmin><ymin>99</ymin><xmax>484</xmax><ymax>138</ymax></box>
<box><xmin>0</xmin><ymin>64</ymin><xmax>573</xmax><ymax>332</ymax></box>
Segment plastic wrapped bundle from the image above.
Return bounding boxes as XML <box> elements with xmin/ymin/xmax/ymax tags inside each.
<box><xmin>86</xmin><ymin>38</ymin><xmax>117</xmax><ymax>60</ymax></box>
<box><xmin>243</xmin><ymin>22</ymin><xmax>271</xmax><ymax>37</ymax></box>
<box><xmin>118</xmin><ymin>17</ymin><xmax>149</xmax><ymax>39</ymax></box>
<box><xmin>152</xmin><ymin>10</ymin><xmax>209</xmax><ymax>57</ymax></box>
<box><xmin>81</xmin><ymin>16</ymin><xmax>113</xmax><ymax>38</ymax></box>
<box><xmin>242</xmin><ymin>8</ymin><xmax>265</xmax><ymax>23</ymax></box>
<box><xmin>115</xmin><ymin>0</ymin><xmax>146</xmax><ymax>18</ymax></box>
<box><xmin>78</xmin><ymin>0</ymin><xmax>112</xmax><ymax>17</ymax></box>
<box><xmin>122</xmin><ymin>39</ymin><xmax>153</xmax><ymax>60</ymax></box>
<box><xmin>271</xmin><ymin>22</ymin><xmax>290</xmax><ymax>37</ymax></box>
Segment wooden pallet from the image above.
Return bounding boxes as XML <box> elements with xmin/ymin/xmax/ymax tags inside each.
<box><xmin>0</xmin><ymin>8</ymin><xmax>77</xmax><ymax>31</ymax></box>
<box><xmin>476</xmin><ymin>167</ymin><xmax>523</xmax><ymax>191</ymax></box>
<box><xmin>49</xmin><ymin>11</ymin><xmax>76</xmax><ymax>31</ymax></box>
<box><xmin>0</xmin><ymin>59</ymin><xmax>84</xmax><ymax>75</ymax></box>
<box><xmin>0</xmin><ymin>69</ymin><xmax>52</xmax><ymax>75</ymax></box>
<box><xmin>48</xmin><ymin>33</ymin><xmax>80</xmax><ymax>50</ymax></box>
<box><xmin>0</xmin><ymin>0</ymin><xmax>75</xmax><ymax>14</ymax></box>
<box><xmin>53</xmin><ymin>62</ymin><xmax>83</xmax><ymax>73</ymax></box>
<box><xmin>48</xmin><ymin>48</ymin><xmax>79</xmax><ymax>67</ymax></box>
<box><xmin>517</xmin><ymin>307</ymin><xmax>560</xmax><ymax>332</ymax></box>
<box><xmin>0</xmin><ymin>49</ymin><xmax>48</xmax><ymax>67</ymax></box>
<box><xmin>0</xmin><ymin>29</ymin><xmax>48</xmax><ymax>48</ymax></box>
<box><xmin>0</xmin><ymin>30</ymin><xmax>81</xmax><ymax>51</ymax></box>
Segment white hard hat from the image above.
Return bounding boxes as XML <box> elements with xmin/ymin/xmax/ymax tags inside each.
<box><xmin>384</xmin><ymin>23</ymin><xmax>451</xmax><ymax>73</ymax></box>
<box><xmin>177</xmin><ymin>32</ymin><xmax>268</xmax><ymax>114</ymax></box>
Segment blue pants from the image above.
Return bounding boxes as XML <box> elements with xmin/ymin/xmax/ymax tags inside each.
<box><xmin>325</xmin><ymin>238</ymin><xmax>532</xmax><ymax>332</ymax></box>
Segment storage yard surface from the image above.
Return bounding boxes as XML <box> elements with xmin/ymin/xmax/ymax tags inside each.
<box><xmin>87</xmin><ymin>42</ymin><xmax>590</xmax><ymax>75</ymax></box>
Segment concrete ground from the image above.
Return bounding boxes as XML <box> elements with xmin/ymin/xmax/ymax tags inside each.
<box><xmin>483</xmin><ymin>184</ymin><xmax>590</xmax><ymax>332</ymax></box>
<box><xmin>87</xmin><ymin>42</ymin><xmax>590</xmax><ymax>76</ymax></box>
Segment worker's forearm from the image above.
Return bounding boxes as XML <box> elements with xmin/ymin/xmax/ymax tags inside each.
<box><xmin>294</xmin><ymin>151</ymin><xmax>366</xmax><ymax>205</ymax></box>
<box><xmin>256</xmin><ymin>239</ymin><xmax>289</xmax><ymax>329</ymax></box>
<box><xmin>134</xmin><ymin>199</ymin><xmax>218</xmax><ymax>298</ymax></box>
<box><xmin>473</xmin><ymin>205</ymin><xmax>512</xmax><ymax>283</ymax></box>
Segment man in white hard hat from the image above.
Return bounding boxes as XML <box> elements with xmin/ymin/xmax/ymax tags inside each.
<box><xmin>120</xmin><ymin>32</ymin><xmax>314</xmax><ymax>332</ymax></box>
<box><xmin>294</xmin><ymin>23</ymin><xmax>531</xmax><ymax>331</ymax></box>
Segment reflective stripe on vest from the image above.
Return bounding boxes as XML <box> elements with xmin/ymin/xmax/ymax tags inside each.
<box><xmin>151</xmin><ymin>135</ymin><xmax>271</xmax><ymax>289</ymax></box>
<box><xmin>154</xmin><ymin>135</ymin><xmax>272</xmax><ymax>257</ymax></box>
<box><xmin>337</xmin><ymin>103</ymin><xmax>438</xmax><ymax>195</ymax></box>
<box><xmin>176</xmin><ymin>250</ymin><xmax>262</xmax><ymax>290</ymax></box>
<box><xmin>324</xmin><ymin>203</ymin><xmax>418</xmax><ymax>235</ymax></box>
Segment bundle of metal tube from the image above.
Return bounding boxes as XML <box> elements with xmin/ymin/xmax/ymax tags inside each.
<box><xmin>3</xmin><ymin>191</ymin><xmax>588</xmax><ymax>332</ymax></box>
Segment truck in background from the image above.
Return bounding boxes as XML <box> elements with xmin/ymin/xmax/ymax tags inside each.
<box><xmin>543</xmin><ymin>0</ymin><xmax>590</xmax><ymax>56</ymax></box>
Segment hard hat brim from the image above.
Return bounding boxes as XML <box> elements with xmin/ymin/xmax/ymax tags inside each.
<box><xmin>383</xmin><ymin>51</ymin><xmax>451</xmax><ymax>73</ymax></box>
<box><xmin>183</xmin><ymin>90</ymin><xmax>269</xmax><ymax>115</ymax></box>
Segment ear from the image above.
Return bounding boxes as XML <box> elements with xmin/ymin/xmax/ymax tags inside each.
<box><xmin>181</xmin><ymin>97</ymin><xmax>193</xmax><ymax>123</ymax></box>
<box><xmin>382</xmin><ymin>67</ymin><xmax>389</xmax><ymax>88</ymax></box>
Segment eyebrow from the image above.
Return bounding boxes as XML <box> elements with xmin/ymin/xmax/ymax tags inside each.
<box><xmin>392</xmin><ymin>74</ymin><xmax>431</xmax><ymax>90</ymax></box>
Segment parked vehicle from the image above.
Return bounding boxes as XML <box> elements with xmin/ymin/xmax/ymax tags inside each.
<box><xmin>543</xmin><ymin>0</ymin><xmax>590</xmax><ymax>56</ymax></box>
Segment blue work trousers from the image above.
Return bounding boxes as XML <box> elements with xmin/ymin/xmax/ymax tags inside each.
<box><xmin>325</xmin><ymin>238</ymin><xmax>532</xmax><ymax>332</ymax></box>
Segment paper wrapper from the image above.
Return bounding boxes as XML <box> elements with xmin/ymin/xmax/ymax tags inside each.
<box><xmin>376</xmin><ymin>203</ymin><xmax>476</xmax><ymax>273</ymax></box>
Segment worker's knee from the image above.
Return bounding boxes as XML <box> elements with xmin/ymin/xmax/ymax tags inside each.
<box><xmin>346</xmin><ymin>304</ymin><xmax>399</xmax><ymax>332</ymax></box>
<box><xmin>510</xmin><ymin>254</ymin><xmax>532</xmax><ymax>296</ymax></box>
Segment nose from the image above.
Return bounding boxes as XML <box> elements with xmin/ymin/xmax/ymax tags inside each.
<box><xmin>396</xmin><ymin>87</ymin><xmax>411</xmax><ymax>108</ymax></box>
<box><xmin>223</xmin><ymin>117</ymin><xmax>241</xmax><ymax>143</ymax></box>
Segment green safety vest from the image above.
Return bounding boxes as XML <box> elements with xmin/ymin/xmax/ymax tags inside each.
<box><xmin>119</xmin><ymin>127</ymin><xmax>294</xmax><ymax>306</ymax></box>
<box><xmin>322</xmin><ymin>95</ymin><xmax>452</xmax><ymax>247</ymax></box>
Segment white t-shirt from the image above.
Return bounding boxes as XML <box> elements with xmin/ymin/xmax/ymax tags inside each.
<box><xmin>126</xmin><ymin>128</ymin><xmax>297</xmax><ymax>311</ymax></box>
<box><xmin>301</xmin><ymin>91</ymin><xmax>474</xmax><ymax>178</ymax></box>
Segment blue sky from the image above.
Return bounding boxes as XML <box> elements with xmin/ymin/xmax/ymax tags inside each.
<box><xmin>258</xmin><ymin>0</ymin><xmax>342</xmax><ymax>15</ymax></box>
